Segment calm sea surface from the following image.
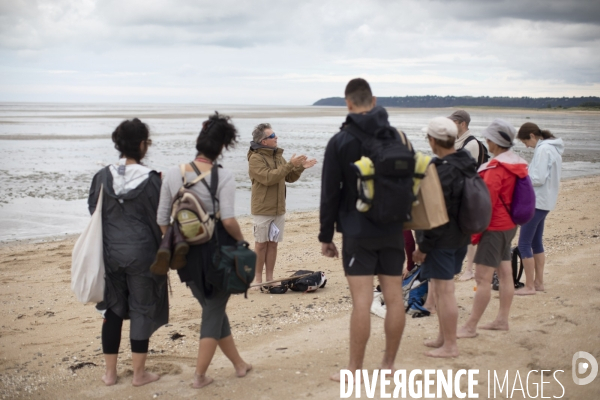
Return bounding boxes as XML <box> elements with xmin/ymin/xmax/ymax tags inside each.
<box><xmin>1</xmin><ymin>103</ymin><xmax>599</xmax><ymax>242</ymax></box>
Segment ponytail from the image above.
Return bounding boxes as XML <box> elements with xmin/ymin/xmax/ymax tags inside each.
<box><xmin>517</xmin><ymin>122</ymin><xmax>556</xmax><ymax>141</ymax></box>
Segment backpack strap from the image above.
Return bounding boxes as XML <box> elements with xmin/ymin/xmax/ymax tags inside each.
<box><xmin>460</xmin><ymin>136</ymin><xmax>486</xmax><ymax>166</ymax></box>
<box><xmin>186</xmin><ymin>162</ymin><xmax>221</xmax><ymax>220</ymax></box>
<box><xmin>180</xmin><ymin>163</ymin><xmax>212</xmax><ymax>188</ymax></box>
<box><xmin>397</xmin><ymin>130</ymin><xmax>413</xmax><ymax>152</ymax></box>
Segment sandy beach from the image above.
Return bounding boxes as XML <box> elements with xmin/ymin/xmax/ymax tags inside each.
<box><xmin>1</xmin><ymin>175</ymin><xmax>599</xmax><ymax>399</ymax></box>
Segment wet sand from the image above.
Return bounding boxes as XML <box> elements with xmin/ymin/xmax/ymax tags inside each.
<box><xmin>0</xmin><ymin>175</ymin><xmax>599</xmax><ymax>399</ymax></box>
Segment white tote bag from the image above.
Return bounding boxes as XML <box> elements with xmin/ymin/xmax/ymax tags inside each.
<box><xmin>71</xmin><ymin>184</ymin><xmax>106</xmax><ymax>303</ymax></box>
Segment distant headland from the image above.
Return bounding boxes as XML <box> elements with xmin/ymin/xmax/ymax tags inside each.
<box><xmin>312</xmin><ymin>96</ymin><xmax>600</xmax><ymax>109</ymax></box>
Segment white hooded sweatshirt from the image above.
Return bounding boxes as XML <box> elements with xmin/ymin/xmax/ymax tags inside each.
<box><xmin>528</xmin><ymin>138</ymin><xmax>564</xmax><ymax>211</ymax></box>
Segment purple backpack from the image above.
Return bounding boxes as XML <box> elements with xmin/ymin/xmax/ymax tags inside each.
<box><xmin>501</xmin><ymin>175</ymin><xmax>535</xmax><ymax>225</ymax></box>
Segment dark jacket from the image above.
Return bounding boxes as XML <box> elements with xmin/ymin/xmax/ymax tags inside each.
<box><xmin>319</xmin><ymin>106</ymin><xmax>405</xmax><ymax>242</ymax></box>
<box><xmin>88</xmin><ymin>167</ymin><xmax>163</xmax><ymax>273</ymax></box>
<box><xmin>88</xmin><ymin>166</ymin><xmax>168</xmax><ymax>338</ymax></box>
<box><xmin>416</xmin><ymin>150</ymin><xmax>476</xmax><ymax>253</ymax></box>
<box><xmin>247</xmin><ymin>142</ymin><xmax>304</xmax><ymax>215</ymax></box>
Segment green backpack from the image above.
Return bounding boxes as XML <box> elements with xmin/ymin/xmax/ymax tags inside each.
<box><xmin>211</xmin><ymin>241</ymin><xmax>256</xmax><ymax>298</ymax></box>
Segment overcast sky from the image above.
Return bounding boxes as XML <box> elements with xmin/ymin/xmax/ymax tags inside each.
<box><xmin>1</xmin><ymin>0</ymin><xmax>599</xmax><ymax>105</ymax></box>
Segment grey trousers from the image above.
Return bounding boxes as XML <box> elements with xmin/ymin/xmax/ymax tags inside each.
<box><xmin>188</xmin><ymin>281</ymin><xmax>232</xmax><ymax>340</ymax></box>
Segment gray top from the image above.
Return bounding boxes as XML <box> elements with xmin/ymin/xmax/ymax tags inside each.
<box><xmin>157</xmin><ymin>165</ymin><xmax>236</xmax><ymax>226</ymax></box>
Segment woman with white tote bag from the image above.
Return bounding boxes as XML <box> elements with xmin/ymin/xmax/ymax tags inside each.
<box><xmin>86</xmin><ymin>118</ymin><xmax>168</xmax><ymax>387</ymax></box>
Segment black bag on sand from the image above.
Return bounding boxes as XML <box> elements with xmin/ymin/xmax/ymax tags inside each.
<box><xmin>285</xmin><ymin>270</ymin><xmax>328</xmax><ymax>293</ymax></box>
<box><xmin>492</xmin><ymin>247</ymin><xmax>525</xmax><ymax>291</ymax></box>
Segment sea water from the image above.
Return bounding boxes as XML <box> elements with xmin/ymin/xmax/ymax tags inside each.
<box><xmin>1</xmin><ymin>103</ymin><xmax>599</xmax><ymax>242</ymax></box>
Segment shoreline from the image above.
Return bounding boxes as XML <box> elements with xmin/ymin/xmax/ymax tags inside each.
<box><xmin>2</xmin><ymin>172</ymin><xmax>600</xmax><ymax>246</ymax></box>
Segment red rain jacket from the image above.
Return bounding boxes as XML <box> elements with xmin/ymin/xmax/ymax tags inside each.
<box><xmin>472</xmin><ymin>151</ymin><xmax>529</xmax><ymax>242</ymax></box>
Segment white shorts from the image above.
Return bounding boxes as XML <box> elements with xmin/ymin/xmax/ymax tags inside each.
<box><xmin>253</xmin><ymin>214</ymin><xmax>285</xmax><ymax>243</ymax></box>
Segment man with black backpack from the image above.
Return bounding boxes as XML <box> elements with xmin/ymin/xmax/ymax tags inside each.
<box><xmin>319</xmin><ymin>78</ymin><xmax>413</xmax><ymax>382</ymax></box>
<box><xmin>412</xmin><ymin>117</ymin><xmax>478</xmax><ymax>358</ymax></box>
<box><xmin>448</xmin><ymin>110</ymin><xmax>490</xmax><ymax>281</ymax></box>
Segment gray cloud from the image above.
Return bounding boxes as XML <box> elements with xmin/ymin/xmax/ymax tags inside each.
<box><xmin>0</xmin><ymin>0</ymin><xmax>598</xmax><ymax>103</ymax></box>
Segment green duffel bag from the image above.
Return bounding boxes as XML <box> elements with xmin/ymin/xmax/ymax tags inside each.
<box><xmin>211</xmin><ymin>241</ymin><xmax>256</xmax><ymax>297</ymax></box>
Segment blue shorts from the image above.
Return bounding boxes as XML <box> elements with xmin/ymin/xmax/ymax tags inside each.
<box><xmin>420</xmin><ymin>247</ymin><xmax>468</xmax><ymax>281</ymax></box>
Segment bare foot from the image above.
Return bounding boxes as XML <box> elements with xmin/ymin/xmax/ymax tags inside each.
<box><xmin>480</xmin><ymin>321</ymin><xmax>508</xmax><ymax>331</ymax></box>
<box><xmin>459</xmin><ymin>270</ymin><xmax>474</xmax><ymax>281</ymax></box>
<box><xmin>132</xmin><ymin>371</ymin><xmax>160</xmax><ymax>387</ymax></box>
<box><xmin>535</xmin><ymin>283</ymin><xmax>545</xmax><ymax>291</ymax></box>
<box><xmin>424</xmin><ymin>336</ymin><xmax>444</xmax><ymax>348</ymax></box>
<box><xmin>515</xmin><ymin>287</ymin><xmax>536</xmax><ymax>296</ymax></box>
<box><xmin>102</xmin><ymin>371</ymin><xmax>117</xmax><ymax>386</ymax></box>
<box><xmin>425</xmin><ymin>346</ymin><xmax>459</xmax><ymax>358</ymax></box>
<box><xmin>330</xmin><ymin>371</ymin><xmax>360</xmax><ymax>383</ymax></box>
<box><xmin>235</xmin><ymin>363</ymin><xmax>253</xmax><ymax>377</ymax></box>
<box><xmin>191</xmin><ymin>374</ymin><xmax>214</xmax><ymax>389</ymax></box>
<box><xmin>457</xmin><ymin>326</ymin><xmax>478</xmax><ymax>339</ymax></box>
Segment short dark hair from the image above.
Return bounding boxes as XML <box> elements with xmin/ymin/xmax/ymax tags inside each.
<box><xmin>429</xmin><ymin>135</ymin><xmax>456</xmax><ymax>149</ymax></box>
<box><xmin>111</xmin><ymin>118</ymin><xmax>149</xmax><ymax>163</ymax></box>
<box><xmin>344</xmin><ymin>78</ymin><xmax>373</xmax><ymax>107</ymax></box>
<box><xmin>196</xmin><ymin>112</ymin><xmax>238</xmax><ymax>160</ymax></box>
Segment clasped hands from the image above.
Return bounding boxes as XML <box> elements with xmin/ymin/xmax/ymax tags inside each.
<box><xmin>290</xmin><ymin>154</ymin><xmax>317</xmax><ymax>169</ymax></box>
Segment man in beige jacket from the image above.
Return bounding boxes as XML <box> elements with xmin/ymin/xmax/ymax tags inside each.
<box><xmin>247</xmin><ymin>123</ymin><xmax>317</xmax><ymax>288</ymax></box>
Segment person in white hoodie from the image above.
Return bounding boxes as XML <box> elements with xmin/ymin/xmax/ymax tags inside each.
<box><xmin>515</xmin><ymin>122</ymin><xmax>564</xmax><ymax>295</ymax></box>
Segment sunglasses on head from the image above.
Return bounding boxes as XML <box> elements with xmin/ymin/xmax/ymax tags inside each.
<box><xmin>264</xmin><ymin>132</ymin><xmax>276</xmax><ymax>140</ymax></box>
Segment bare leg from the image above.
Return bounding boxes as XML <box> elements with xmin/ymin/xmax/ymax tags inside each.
<box><xmin>457</xmin><ymin>264</ymin><xmax>494</xmax><ymax>338</ymax></box>
<box><xmin>515</xmin><ymin>257</ymin><xmax>536</xmax><ymax>295</ymax></box>
<box><xmin>378</xmin><ymin>274</ymin><xmax>405</xmax><ymax>370</ymax></box>
<box><xmin>253</xmin><ymin>241</ymin><xmax>267</xmax><ymax>287</ymax></box>
<box><xmin>330</xmin><ymin>275</ymin><xmax>373</xmax><ymax>382</ymax></box>
<box><xmin>533</xmin><ymin>252</ymin><xmax>545</xmax><ymax>291</ymax></box>
<box><xmin>424</xmin><ymin>283</ymin><xmax>443</xmax><ymax>348</ymax></box>
<box><xmin>459</xmin><ymin>244</ymin><xmax>476</xmax><ymax>281</ymax></box>
<box><xmin>131</xmin><ymin>352</ymin><xmax>160</xmax><ymax>386</ymax></box>
<box><xmin>192</xmin><ymin>338</ymin><xmax>218</xmax><ymax>388</ymax></box>
<box><xmin>102</xmin><ymin>354</ymin><xmax>118</xmax><ymax>386</ymax></box>
<box><xmin>426</xmin><ymin>279</ymin><xmax>459</xmax><ymax>358</ymax></box>
<box><xmin>481</xmin><ymin>260</ymin><xmax>513</xmax><ymax>331</ymax></box>
<box><xmin>422</xmin><ymin>280</ymin><xmax>437</xmax><ymax>315</ymax></box>
<box><xmin>264</xmin><ymin>241</ymin><xmax>278</xmax><ymax>282</ymax></box>
<box><xmin>218</xmin><ymin>335</ymin><xmax>252</xmax><ymax>377</ymax></box>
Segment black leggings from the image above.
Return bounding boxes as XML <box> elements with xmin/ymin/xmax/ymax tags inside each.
<box><xmin>102</xmin><ymin>309</ymin><xmax>149</xmax><ymax>354</ymax></box>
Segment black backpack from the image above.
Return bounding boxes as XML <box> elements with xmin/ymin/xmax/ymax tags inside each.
<box><xmin>445</xmin><ymin>159</ymin><xmax>492</xmax><ymax>235</ymax></box>
<box><xmin>492</xmin><ymin>247</ymin><xmax>525</xmax><ymax>290</ymax></box>
<box><xmin>460</xmin><ymin>136</ymin><xmax>490</xmax><ymax>168</ymax></box>
<box><xmin>346</xmin><ymin>124</ymin><xmax>415</xmax><ymax>224</ymax></box>
<box><xmin>283</xmin><ymin>270</ymin><xmax>327</xmax><ymax>292</ymax></box>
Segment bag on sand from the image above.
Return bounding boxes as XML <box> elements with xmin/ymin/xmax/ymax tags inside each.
<box><xmin>285</xmin><ymin>270</ymin><xmax>328</xmax><ymax>292</ymax></box>
<box><xmin>403</xmin><ymin>160</ymin><xmax>449</xmax><ymax>230</ymax></box>
<box><xmin>492</xmin><ymin>247</ymin><xmax>525</xmax><ymax>291</ymax></box>
<box><xmin>71</xmin><ymin>184</ymin><xmax>105</xmax><ymax>304</ymax></box>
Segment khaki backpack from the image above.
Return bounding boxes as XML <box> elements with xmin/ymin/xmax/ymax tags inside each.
<box><xmin>170</xmin><ymin>163</ymin><xmax>219</xmax><ymax>245</ymax></box>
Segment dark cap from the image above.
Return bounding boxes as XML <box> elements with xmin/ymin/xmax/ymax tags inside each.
<box><xmin>447</xmin><ymin>110</ymin><xmax>471</xmax><ymax>126</ymax></box>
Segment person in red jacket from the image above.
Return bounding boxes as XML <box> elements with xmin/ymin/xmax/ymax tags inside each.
<box><xmin>458</xmin><ymin>119</ymin><xmax>528</xmax><ymax>339</ymax></box>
